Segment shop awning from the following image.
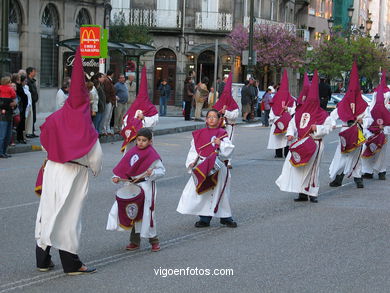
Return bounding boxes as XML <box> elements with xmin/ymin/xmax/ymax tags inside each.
<box><xmin>56</xmin><ymin>38</ymin><xmax>155</xmax><ymax>56</ymax></box>
<box><xmin>187</xmin><ymin>43</ymin><xmax>232</xmax><ymax>55</ymax></box>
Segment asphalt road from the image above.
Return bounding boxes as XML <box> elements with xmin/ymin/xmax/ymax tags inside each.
<box><xmin>1</xmin><ymin>124</ymin><xmax>390</xmax><ymax>293</ymax></box>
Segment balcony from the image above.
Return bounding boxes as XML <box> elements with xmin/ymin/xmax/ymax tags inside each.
<box><xmin>124</xmin><ymin>9</ymin><xmax>182</xmax><ymax>29</ymax></box>
<box><xmin>296</xmin><ymin>29</ymin><xmax>310</xmax><ymax>42</ymax></box>
<box><xmin>243</xmin><ymin>16</ymin><xmax>296</xmax><ymax>32</ymax></box>
<box><xmin>195</xmin><ymin>12</ymin><xmax>233</xmax><ymax>31</ymax></box>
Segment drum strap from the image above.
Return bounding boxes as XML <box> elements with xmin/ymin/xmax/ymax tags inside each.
<box><xmin>304</xmin><ymin>140</ymin><xmax>321</xmax><ymax>192</ymax></box>
<box><xmin>150</xmin><ymin>181</ymin><xmax>156</xmax><ymax>227</ymax></box>
<box><xmin>68</xmin><ymin>161</ymin><xmax>88</xmax><ymax>168</ymax></box>
<box><xmin>214</xmin><ymin>166</ymin><xmax>229</xmax><ymax>214</ymax></box>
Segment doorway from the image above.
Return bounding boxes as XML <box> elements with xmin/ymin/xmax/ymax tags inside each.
<box><xmin>197</xmin><ymin>50</ymin><xmax>216</xmax><ymax>89</ymax></box>
<box><xmin>153</xmin><ymin>48</ymin><xmax>177</xmax><ymax>105</ymax></box>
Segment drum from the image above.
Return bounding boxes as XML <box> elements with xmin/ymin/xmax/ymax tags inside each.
<box><xmin>208</xmin><ymin>156</ymin><xmax>225</xmax><ymax>176</ymax></box>
<box><xmin>289</xmin><ymin>136</ymin><xmax>317</xmax><ymax>167</ymax></box>
<box><xmin>116</xmin><ymin>184</ymin><xmax>145</xmax><ymax>229</ymax></box>
<box><xmin>273</xmin><ymin>112</ymin><xmax>292</xmax><ymax>135</ymax></box>
<box><xmin>339</xmin><ymin>124</ymin><xmax>365</xmax><ymax>153</ymax></box>
<box><xmin>362</xmin><ymin>132</ymin><xmax>387</xmax><ymax>158</ymax></box>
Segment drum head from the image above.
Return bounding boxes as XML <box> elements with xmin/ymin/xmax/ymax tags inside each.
<box><xmin>116</xmin><ymin>184</ymin><xmax>142</xmax><ymax>199</ymax></box>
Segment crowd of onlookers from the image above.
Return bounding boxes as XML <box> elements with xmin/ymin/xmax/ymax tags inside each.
<box><xmin>0</xmin><ymin>67</ymin><xmax>39</xmax><ymax>158</ymax></box>
<box><xmin>182</xmin><ymin>70</ymin><xmax>277</xmax><ymax>126</ymax></box>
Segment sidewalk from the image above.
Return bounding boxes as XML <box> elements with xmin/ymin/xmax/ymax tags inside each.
<box><xmin>7</xmin><ymin>112</ymin><xmax>205</xmax><ymax>154</ymax></box>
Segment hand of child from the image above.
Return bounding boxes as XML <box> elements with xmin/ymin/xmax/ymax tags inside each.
<box><xmin>213</xmin><ymin>137</ymin><xmax>221</xmax><ymax>145</ymax></box>
<box><xmin>310</xmin><ymin>125</ymin><xmax>317</xmax><ymax>132</ymax></box>
<box><xmin>287</xmin><ymin>135</ymin><xmax>294</xmax><ymax>141</ymax></box>
<box><xmin>112</xmin><ymin>177</ymin><xmax>120</xmax><ymax>183</ymax></box>
<box><xmin>137</xmin><ymin>112</ymin><xmax>144</xmax><ymax>120</ymax></box>
<box><xmin>189</xmin><ymin>163</ymin><xmax>195</xmax><ymax>169</ymax></box>
<box><xmin>146</xmin><ymin>168</ymin><xmax>153</xmax><ymax>176</ymax></box>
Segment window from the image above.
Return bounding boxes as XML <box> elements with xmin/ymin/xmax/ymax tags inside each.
<box><xmin>40</xmin><ymin>4</ymin><xmax>59</xmax><ymax>87</ymax></box>
<box><xmin>75</xmin><ymin>8</ymin><xmax>92</xmax><ymax>37</ymax></box>
<box><xmin>9</xmin><ymin>0</ymin><xmax>22</xmax><ymax>51</ymax></box>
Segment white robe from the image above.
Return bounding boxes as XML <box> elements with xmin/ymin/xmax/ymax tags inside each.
<box><xmin>275</xmin><ymin>116</ymin><xmax>332</xmax><ymax>197</ymax></box>
<box><xmin>123</xmin><ymin>113</ymin><xmax>159</xmax><ymax>154</ymax></box>
<box><xmin>177</xmin><ymin>137</ymin><xmax>235</xmax><ymax>218</ymax></box>
<box><xmin>267</xmin><ymin>104</ymin><xmax>296</xmax><ymax>149</ymax></box>
<box><xmin>35</xmin><ymin>141</ymin><xmax>103</xmax><ymax>254</ymax></box>
<box><xmin>224</xmin><ymin>109</ymin><xmax>239</xmax><ymax>164</ymax></box>
<box><xmin>361</xmin><ymin>107</ymin><xmax>390</xmax><ymax>174</ymax></box>
<box><xmin>106</xmin><ymin>160</ymin><xmax>165</xmax><ymax>238</ymax></box>
<box><xmin>328</xmin><ymin>109</ymin><xmax>366</xmax><ymax>180</ymax></box>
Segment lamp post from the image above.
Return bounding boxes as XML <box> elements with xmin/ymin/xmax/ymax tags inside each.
<box><xmin>327</xmin><ymin>17</ymin><xmax>334</xmax><ymax>39</ymax></box>
<box><xmin>247</xmin><ymin>0</ymin><xmax>255</xmax><ymax>79</ymax></box>
<box><xmin>365</xmin><ymin>18</ymin><xmax>373</xmax><ymax>37</ymax></box>
<box><xmin>347</xmin><ymin>5</ymin><xmax>354</xmax><ymax>41</ymax></box>
<box><xmin>0</xmin><ymin>0</ymin><xmax>10</xmax><ymax>76</ymax></box>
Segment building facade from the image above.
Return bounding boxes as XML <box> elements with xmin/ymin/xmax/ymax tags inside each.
<box><xmin>112</xmin><ymin>0</ymin><xmax>303</xmax><ymax>106</ymax></box>
<box><xmin>0</xmin><ymin>0</ymin><xmax>106</xmax><ymax>113</ymax></box>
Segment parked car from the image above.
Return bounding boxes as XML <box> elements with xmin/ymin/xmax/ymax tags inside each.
<box><xmin>327</xmin><ymin>92</ymin><xmax>374</xmax><ymax>112</ymax></box>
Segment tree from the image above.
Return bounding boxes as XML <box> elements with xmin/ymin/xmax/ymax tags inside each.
<box><xmin>109</xmin><ymin>11</ymin><xmax>153</xmax><ymax>44</ymax></box>
<box><xmin>306</xmin><ymin>35</ymin><xmax>390</xmax><ymax>85</ymax></box>
<box><xmin>228</xmin><ymin>24</ymin><xmax>306</xmax><ymax>86</ymax></box>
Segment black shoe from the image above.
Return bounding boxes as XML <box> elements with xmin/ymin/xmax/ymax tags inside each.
<box><xmin>294</xmin><ymin>193</ymin><xmax>308</xmax><ymax>202</ymax></box>
<box><xmin>274</xmin><ymin>155</ymin><xmax>283</xmax><ymax>158</ymax></box>
<box><xmin>309</xmin><ymin>196</ymin><xmax>318</xmax><ymax>203</ymax></box>
<box><xmin>354</xmin><ymin>177</ymin><xmax>364</xmax><ymax>188</ymax></box>
<box><xmin>17</xmin><ymin>139</ymin><xmax>27</xmax><ymax>144</ymax></box>
<box><xmin>362</xmin><ymin>173</ymin><xmax>373</xmax><ymax>179</ymax></box>
<box><xmin>378</xmin><ymin>172</ymin><xmax>386</xmax><ymax>180</ymax></box>
<box><xmin>37</xmin><ymin>261</ymin><xmax>55</xmax><ymax>272</ymax></box>
<box><xmin>0</xmin><ymin>154</ymin><xmax>8</xmax><ymax>159</ymax></box>
<box><xmin>26</xmin><ymin>134</ymin><xmax>34</xmax><ymax>138</ymax></box>
<box><xmin>32</xmin><ymin>134</ymin><xmax>39</xmax><ymax>138</ymax></box>
<box><xmin>329</xmin><ymin>174</ymin><xmax>344</xmax><ymax>187</ymax></box>
<box><xmin>4</xmin><ymin>154</ymin><xmax>12</xmax><ymax>158</ymax></box>
<box><xmin>195</xmin><ymin>221</ymin><xmax>210</xmax><ymax>228</ymax></box>
<box><xmin>220</xmin><ymin>219</ymin><xmax>237</xmax><ymax>228</ymax></box>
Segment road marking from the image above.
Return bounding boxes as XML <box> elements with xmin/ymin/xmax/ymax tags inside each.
<box><xmin>0</xmin><ymin>201</ymin><xmax>39</xmax><ymax>211</ymax></box>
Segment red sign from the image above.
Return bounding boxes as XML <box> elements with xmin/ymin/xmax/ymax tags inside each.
<box><xmin>80</xmin><ymin>26</ymin><xmax>101</xmax><ymax>57</ymax></box>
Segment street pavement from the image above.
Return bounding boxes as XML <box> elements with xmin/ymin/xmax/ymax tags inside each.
<box><xmin>1</xmin><ymin>123</ymin><xmax>390</xmax><ymax>293</ymax></box>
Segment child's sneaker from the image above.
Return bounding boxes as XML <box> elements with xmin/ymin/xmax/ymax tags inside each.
<box><xmin>151</xmin><ymin>243</ymin><xmax>160</xmax><ymax>252</ymax></box>
<box><xmin>126</xmin><ymin>243</ymin><xmax>139</xmax><ymax>251</ymax></box>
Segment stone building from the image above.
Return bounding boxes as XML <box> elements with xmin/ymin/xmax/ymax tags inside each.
<box><xmin>0</xmin><ymin>0</ymin><xmax>106</xmax><ymax>112</ymax></box>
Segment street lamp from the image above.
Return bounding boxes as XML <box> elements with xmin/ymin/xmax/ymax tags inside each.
<box><xmin>327</xmin><ymin>17</ymin><xmax>334</xmax><ymax>37</ymax></box>
<box><xmin>366</xmin><ymin>18</ymin><xmax>373</xmax><ymax>36</ymax></box>
<box><xmin>348</xmin><ymin>6</ymin><xmax>354</xmax><ymax>19</ymax></box>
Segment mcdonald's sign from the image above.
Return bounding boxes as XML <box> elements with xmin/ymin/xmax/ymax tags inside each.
<box><xmin>80</xmin><ymin>25</ymin><xmax>102</xmax><ymax>58</ymax></box>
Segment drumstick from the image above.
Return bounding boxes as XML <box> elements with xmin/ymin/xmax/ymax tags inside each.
<box><xmin>198</xmin><ymin>134</ymin><xmax>228</xmax><ymax>150</ymax></box>
<box><xmin>116</xmin><ymin>169</ymin><xmax>153</xmax><ymax>183</ymax></box>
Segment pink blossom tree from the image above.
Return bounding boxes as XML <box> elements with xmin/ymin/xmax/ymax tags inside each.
<box><xmin>228</xmin><ymin>24</ymin><xmax>306</xmax><ymax>86</ymax></box>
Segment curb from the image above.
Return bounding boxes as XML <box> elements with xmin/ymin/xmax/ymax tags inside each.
<box><xmin>7</xmin><ymin>123</ymin><xmax>207</xmax><ymax>154</ymax></box>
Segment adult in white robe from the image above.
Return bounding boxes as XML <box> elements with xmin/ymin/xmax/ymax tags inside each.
<box><xmin>275</xmin><ymin>116</ymin><xmax>332</xmax><ymax>198</ymax></box>
<box><xmin>328</xmin><ymin>109</ymin><xmax>365</xmax><ymax>185</ymax></box>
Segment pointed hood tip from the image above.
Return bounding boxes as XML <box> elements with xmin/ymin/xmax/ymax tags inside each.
<box><xmin>213</xmin><ymin>71</ymin><xmax>238</xmax><ymax>111</ymax></box>
<box><xmin>67</xmin><ymin>47</ymin><xmax>89</xmax><ymax>109</ymax></box>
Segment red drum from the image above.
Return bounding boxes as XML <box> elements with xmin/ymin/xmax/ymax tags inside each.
<box><xmin>289</xmin><ymin>136</ymin><xmax>317</xmax><ymax>167</ymax></box>
<box><xmin>273</xmin><ymin>112</ymin><xmax>292</xmax><ymax>135</ymax></box>
<box><xmin>362</xmin><ymin>132</ymin><xmax>387</xmax><ymax>158</ymax></box>
<box><xmin>116</xmin><ymin>184</ymin><xmax>145</xmax><ymax>230</ymax></box>
<box><xmin>339</xmin><ymin>124</ymin><xmax>365</xmax><ymax>153</ymax></box>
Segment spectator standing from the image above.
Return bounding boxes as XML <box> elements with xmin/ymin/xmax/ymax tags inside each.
<box><xmin>194</xmin><ymin>77</ymin><xmax>209</xmax><ymax>121</ymax></box>
<box><xmin>158</xmin><ymin>79</ymin><xmax>170</xmax><ymax>116</ymax></box>
<box><xmin>241</xmin><ymin>80</ymin><xmax>252</xmax><ymax>121</ymax></box>
<box><xmin>319</xmin><ymin>76</ymin><xmax>332</xmax><ymax>110</ymax></box>
<box><xmin>262</xmin><ymin>88</ymin><xmax>273</xmax><ymax>126</ymax></box>
<box><xmin>26</xmin><ymin>67</ymin><xmax>39</xmax><ymax>138</ymax></box>
<box><xmin>183</xmin><ymin>76</ymin><xmax>194</xmax><ymax>121</ymax></box>
<box><xmin>0</xmin><ymin>76</ymin><xmax>17</xmax><ymax>158</ymax></box>
<box><xmin>56</xmin><ymin>81</ymin><xmax>70</xmax><ymax>110</ymax></box>
<box><xmin>101</xmin><ymin>70</ymin><xmax>116</xmax><ymax>135</ymax></box>
<box><xmin>92</xmin><ymin>73</ymin><xmax>106</xmax><ymax>133</ymax></box>
<box><xmin>125</xmin><ymin>74</ymin><xmax>136</xmax><ymax>109</ymax></box>
<box><xmin>114</xmin><ymin>74</ymin><xmax>129</xmax><ymax>133</ymax></box>
<box><xmin>15</xmin><ymin>74</ymin><xmax>28</xmax><ymax>143</ymax></box>
<box><xmin>208</xmin><ymin>87</ymin><xmax>217</xmax><ymax>108</ymax></box>
<box><xmin>23</xmin><ymin>76</ymin><xmax>33</xmax><ymax>138</ymax></box>
<box><xmin>86</xmin><ymin>81</ymin><xmax>98</xmax><ymax>120</ymax></box>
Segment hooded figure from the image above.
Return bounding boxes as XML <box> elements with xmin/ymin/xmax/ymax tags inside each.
<box><xmin>296</xmin><ymin>73</ymin><xmax>311</xmax><ymax>109</ymax></box>
<box><xmin>213</xmin><ymin>72</ymin><xmax>239</xmax><ymax>168</ymax></box>
<box><xmin>35</xmin><ymin>47</ymin><xmax>103</xmax><ymax>275</ymax></box>
<box><xmin>275</xmin><ymin>70</ymin><xmax>332</xmax><ymax>202</ymax></box>
<box><xmin>267</xmin><ymin>69</ymin><xmax>296</xmax><ymax>158</ymax></box>
<box><xmin>362</xmin><ymin>71</ymin><xmax>390</xmax><ymax>180</ymax></box>
<box><xmin>329</xmin><ymin>60</ymin><xmax>368</xmax><ymax>188</ymax></box>
<box><xmin>120</xmin><ymin>66</ymin><xmax>158</xmax><ymax>153</ymax></box>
